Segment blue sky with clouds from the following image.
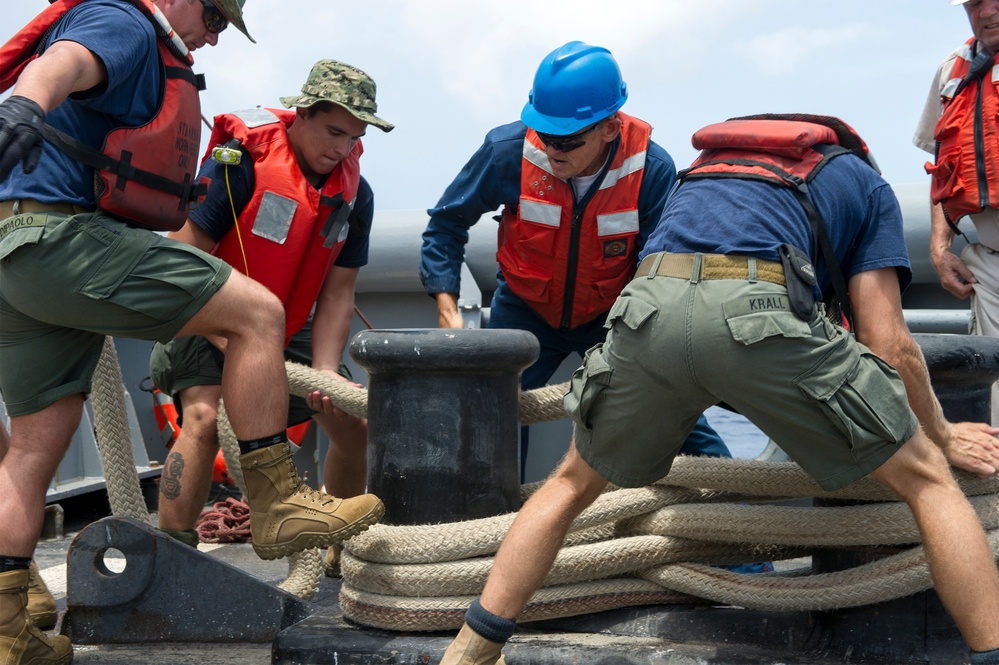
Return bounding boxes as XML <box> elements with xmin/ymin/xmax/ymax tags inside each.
<box><xmin>1</xmin><ymin>1</ymin><xmax>978</xmax><ymax>210</ymax></box>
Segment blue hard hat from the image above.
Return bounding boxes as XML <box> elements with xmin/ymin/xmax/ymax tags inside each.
<box><xmin>521</xmin><ymin>41</ymin><xmax>628</xmax><ymax>136</ymax></box>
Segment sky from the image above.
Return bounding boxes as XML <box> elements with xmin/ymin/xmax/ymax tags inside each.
<box><xmin>0</xmin><ymin>0</ymin><xmax>977</xmax><ymax>212</ymax></box>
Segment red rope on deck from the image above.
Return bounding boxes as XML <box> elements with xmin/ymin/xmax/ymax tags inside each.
<box><xmin>195</xmin><ymin>497</ymin><xmax>252</xmax><ymax>543</ymax></box>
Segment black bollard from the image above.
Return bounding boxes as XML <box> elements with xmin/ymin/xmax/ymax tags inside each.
<box><xmin>913</xmin><ymin>332</ymin><xmax>999</xmax><ymax>423</ymax></box>
<box><xmin>351</xmin><ymin>328</ymin><xmax>539</xmax><ymax>525</ymax></box>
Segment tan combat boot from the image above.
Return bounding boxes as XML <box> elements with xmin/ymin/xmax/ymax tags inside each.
<box><xmin>25</xmin><ymin>563</ymin><xmax>56</xmax><ymax>630</ymax></box>
<box><xmin>0</xmin><ymin>569</ymin><xmax>72</xmax><ymax>665</ymax></box>
<box><xmin>239</xmin><ymin>443</ymin><xmax>384</xmax><ymax>560</ymax></box>
<box><xmin>439</xmin><ymin>623</ymin><xmax>507</xmax><ymax>665</ymax></box>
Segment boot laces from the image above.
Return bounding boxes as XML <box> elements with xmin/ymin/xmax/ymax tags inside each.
<box><xmin>285</xmin><ymin>468</ymin><xmax>334</xmax><ymax>506</ymax></box>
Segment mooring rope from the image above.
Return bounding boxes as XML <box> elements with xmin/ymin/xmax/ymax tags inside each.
<box><xmin>93</xmin><ymin>354</ymin><xmax>999</xmax><ymax>621</ymax></box>
<box><xmin>91</xmin><ymin>338</ymin><xmax>151</xmax><ymax>522</ymax></box>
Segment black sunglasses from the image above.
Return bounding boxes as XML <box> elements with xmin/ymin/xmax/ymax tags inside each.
<box><xmin>200</xmin><ymin>0</ymin><xmax>229</xmax><ymax>34</ymax></box>
<box><xmin>536</xmin><ymin>121</ymin><xmax>602</xmax><ymax>153</ymax></box>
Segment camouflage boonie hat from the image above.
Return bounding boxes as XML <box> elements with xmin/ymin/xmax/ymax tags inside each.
<box><xmin>280</xmin><ymin>60</ymin><xmax>394</xmax><ymax>132</ymax></box>
<box><xmin>208</xmin><ymin>0</ymin><xmax>255</xmax><ymax>43</ymax></box>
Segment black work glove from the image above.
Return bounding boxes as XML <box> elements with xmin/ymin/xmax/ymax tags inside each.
<box><xmin>0</xmin><ymin>95</ymin><xmax>46</xmax><ymax>182</ymax></box>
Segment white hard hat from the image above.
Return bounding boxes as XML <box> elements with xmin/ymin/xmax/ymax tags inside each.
<box><xmin>952</xmin><ymin>0</ymin><xmax>970</xmax><ymax>5</ymax></box>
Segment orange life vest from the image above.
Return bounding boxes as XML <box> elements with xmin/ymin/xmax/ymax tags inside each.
<box><xmin>209</xmin><ymin>108</ymin><xmax>362</xmax><ymax>344</ymax></box>
<box><xmin>681</xmin><ymin>114</ymin><xmax>874</xmax><ymax>186</ymax></box>
<box><xmin>925</xmin><ymin>38</ymin><xmax>999</xmax><ymax>222</ymax></box>
<box><xmin>0</xmin><ymin>0</ymin><xmax>205</xmax><ymax>231</ymax></box>
<box><xmin>496</xmin><ymin>112</ymin><xmax>651</xmax><ymax>330</ymax></box>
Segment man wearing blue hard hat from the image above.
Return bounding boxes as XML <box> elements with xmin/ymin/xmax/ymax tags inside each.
<box><xmin>420</xmin><ymin>41</ymin><xmax>731</xmax><ymax>476</ymax></box>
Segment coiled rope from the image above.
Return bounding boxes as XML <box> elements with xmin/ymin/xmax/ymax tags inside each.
<box><xmin>94</xmin><ymin>350</ymin><xmax>999</xmax><ymax>624</ymax></box>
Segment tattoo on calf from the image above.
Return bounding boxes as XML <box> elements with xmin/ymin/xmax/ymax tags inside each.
<box><xmin>160</xmin><ymin>451</ymin><xmax>185</xmax><ymax>500</ymax></box>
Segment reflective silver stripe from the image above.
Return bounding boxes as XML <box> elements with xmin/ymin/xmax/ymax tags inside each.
<box><xmin>957</xmin><ymin>42</ymin><xmax>973</xmax><ymax>62</ymax></box>
<box><xmin>993</xmin><ymin>65</ymin><xmax>999</xmax><ymax>83</ymax></box>
<box><xmin>941</xmin><ymin>77</ymin><xmax>963</xmax><ymax>99</ymax></box>
<box><xmin>523</xmin><ymin>139</ymin><xmax>554</xmax><ymax>174</ymax></box>
<box><xmin>233</xmin><ymin>107</ymin><xmax>280</xmax><ymax>128</ymax></box>
<box><xmin>519</xmin><ymin>199</ymin><xmax>562</xmax><ymax>227</ymax></box>
<box><xmin>599</xmin><ymin>150</ymin><xmax>647</xmax><ymax>190</ymax></box>
<box><xmin>597</xmin><ymin>210</ymin><xmax>639</xmax><ymax>236</ymax></box>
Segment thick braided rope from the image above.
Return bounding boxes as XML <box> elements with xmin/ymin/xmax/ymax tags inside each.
<box><xmin>287</xmin><ymin>360</ymin><xmax>566</xmax><ymax>425</ymax></box>
<box><xmin>519</xmin><ymin>381</ymin><xmax>570</xmax><ymax>425</ymax></box>
<box><xmin>339</xmin><ymin>520</ymin><xmax>999</xmax><ymax>631</ymax></box>
<box><xmin>642</xmin><ymin>527</ymin><xmax>999</xmax><ymax>612</ymax></box>
<box><xmin>340</xmin><ymin>579</ymin><xmax>703</xmax><ymax>632</ymax></box>
<box><xmin>341</xmin><ymin>537</ymin><xmax>806</xmax><ymax>597</ymax></box>
<box><xmin>91</xmin><ymin>337</ymin><xmax>151</xmax><ymax>522</ymax></box>
<box><xmin>286</xmin><ymin>362</ymin><xmax>367</xmax><ymax>419</ymax></box>
<box><xmin>337</xmin><ymin>492</ymin><xmax>999</xmax><ymax>595</ymax></box>
<box><xmin>661</xmin><ymin>455</ymin><xmax>999</xmax><ymax>501</ymax></box>
<box><xmin>340</xmin><ymin>530</ymin><xmax>999</xmax><ymax>631</ymax></box>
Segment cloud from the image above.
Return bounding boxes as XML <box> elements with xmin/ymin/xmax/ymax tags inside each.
<box><xmin>387</xmin><ymin>0</ymin><xmax>773</xmax><ymax>122</ymax></box>
<box><xmin>733</xmin><ymin>24</ymin><xmax>878</xmax><ymax>77</ymax></box>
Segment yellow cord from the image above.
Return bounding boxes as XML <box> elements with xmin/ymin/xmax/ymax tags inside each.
<box><xmin>224</xmin><ymin>163</ymin><xmax>250</xmax><ymax>278</ymax></box>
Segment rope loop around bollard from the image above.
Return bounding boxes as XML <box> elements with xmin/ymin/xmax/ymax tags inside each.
<box><xmin>92</xmin><ymin>357</ymin><xmax>999</xmax><ymax>621</ymax></box>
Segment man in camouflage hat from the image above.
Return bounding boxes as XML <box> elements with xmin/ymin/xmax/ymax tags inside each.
<box><xmin>150</xmin><ymin>59</ymin><xmax>392</xmax><ymax>577</ymax></box>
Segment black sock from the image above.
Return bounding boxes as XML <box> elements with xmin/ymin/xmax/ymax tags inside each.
<box><xmin>972</xmin><ymin>648</ymin><xmax>999</xmax><ymax>665</ymax></box>
<box><xmin>0</xmin><ymin>556</ymin><xmax>31</xmax><ymax>573</ymax></box>
<box><xmin>464</xmin><ymin>598</ymin><xmax>516</xmax><ymax>644</ymax></box>
<box><xmin>237</xmin><ymin>432</ymin><xmax>287</xmax><ymax>455</ymax></box>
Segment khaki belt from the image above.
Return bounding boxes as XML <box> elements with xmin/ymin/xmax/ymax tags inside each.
<box><xmin>635</xmin><ymin>252</ymin><xmax>786</xmax><ymax>286</ymax></box>
<box><xmin>0</xmin><ymin>198</ymin><xmax>88</xmax><ymax>220</ymax></box>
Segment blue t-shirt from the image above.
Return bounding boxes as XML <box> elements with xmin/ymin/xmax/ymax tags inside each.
<box><xmin>641</xmin><ymin>154</ymin><xmax>912</xmax><ymax>297</ymax></box>
<box><xmin>419</xmin><ymin>119</ymin><xmax>677</xmax><ymax>296</ymax></box>
<box><xmin>190</xmin><ymin>154</ymin><xmax>373</xmax><ymax>269</ymax></box>
<box><xmin>0</xmin><ymin>1</ymin><xmax>162</xmax><ymax>207</ymax></box>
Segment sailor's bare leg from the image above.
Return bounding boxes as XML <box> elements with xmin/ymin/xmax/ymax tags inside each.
<box><xmin>317</xmin><ymin>410</ymin><xmax>367</xmax><ymax>498</ymax></box>
<box><xmin>158</xmin><ymin>384</ymin><xmax>224</xmax><ymax>532</ymax></box>
<box><xmin>479</xmin><ymin>442</ymin><xmax>607</xmax><ymax>619</ymax></box>
<box><xmin>176</xmin><ymin>272</ymin><xmax>288</xmax><ymax>440</ymax></box>
<box><xmin>0</xmin><ymin>395</ymin><xmax>84</xmax><ymax>556</ymax></box>
<box><xmin>871</xmin><ymin>430</ymin><xmax>999</xmax><ymax>651</ymax></box>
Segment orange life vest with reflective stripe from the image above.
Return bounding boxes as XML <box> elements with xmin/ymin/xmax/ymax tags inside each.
<box><xmin>925</xmin><ymin>38</ymin><xmax>999</xmax><ymax>221</ymax></box>
<box><xmin>0</xmin><ymin>0</ymin><xmax>205</xmax><ymax>231</ymax></box>
<box><xmin>497</xmin><ymin>112</ymin><xmax>650</xmax><ymax>330</ymax></box>
<box><xmin>209</xmin><ymin>108</ymin><xmax>362</xmax><ymax>344</ymax></box>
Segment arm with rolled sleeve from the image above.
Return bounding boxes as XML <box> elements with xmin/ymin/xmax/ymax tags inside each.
<box><xmin>419</xmin><ymin>122</ymin><xmax>525</xmax><ymax>327</ymax></box>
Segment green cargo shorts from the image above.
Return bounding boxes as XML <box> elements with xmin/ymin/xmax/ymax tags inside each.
<box><xmin>150</xmin><ymin>317</ymin><xmax>354</xmax><ymax>427</ymax></box>
<box><xmin>0</xmin><ymin>211</ymin><xmax>231</xmax><ymax>416</ymax></box>
<box><xmin>566</xmin><ymin>260</ymin><xmax>918</xmax><ymax>491</ymax></box>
